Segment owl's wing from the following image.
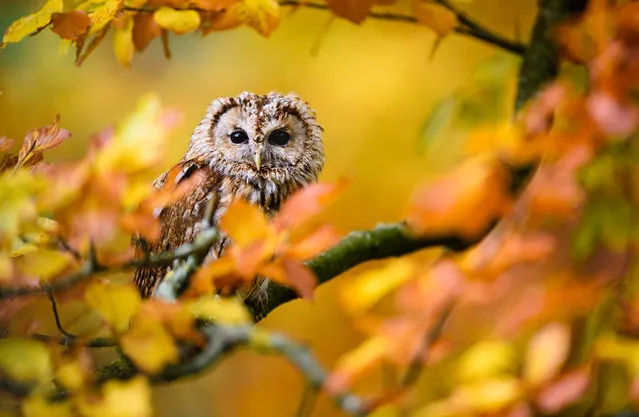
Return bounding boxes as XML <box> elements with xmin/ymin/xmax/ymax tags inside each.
<box><xmin>133</xmin><ymin>159</ymin><xmax>221</xmax><ymax>297</ymax></box>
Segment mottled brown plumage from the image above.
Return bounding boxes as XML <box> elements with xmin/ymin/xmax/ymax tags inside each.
<box><xmin>133</xmin><ymin>92</ymin><xmax>324</xmax><ymax>307</ymax></box>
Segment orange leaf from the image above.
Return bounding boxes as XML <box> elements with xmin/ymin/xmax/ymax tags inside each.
<box><xmin>17</xmin><ymin>115</ymin><xmax>71</xmax><ymax>168</ymax></box>
<box><xmin>219</xmin><ymin>199</ymin><xmax>273</xmax><ymax>246</ymax></box>
<box><xmin>325</xmin><ymin>0</ymin><xmax>375</xmax><ymax>24</ymax></box>
<box><xmin>535</xmin><ymin>367</ymin><xmax>591</xmax><ymax>413</ymax></box>
<box><xmin>0</xmin><ymin>137</ymin><xmax>14</xmax><ymax>152</ymax></box>
<box><xmin>188</xmin><ymin>255</ymin><xmax>236</xmax><ymax>295</ymax></box>
<box><xmin>51</xmin><ymin>11</ymin><xmax>91</xmax><ymax>40</ymax></box>
<box><xmin>281</xmin><ymin>257</ymin><xmax>317</xmax><ymax>299</ymax></box>
<box><xmin>132</xmin><ymin>13</ymin><xmax>161</xmax><ymax>51</ymax></box>
<box><xmin>274</xmin><ymin>180</ymin><xmax>347</xmax><ymax>231</ymax></box>
<box><xmin>286</xmin><ymin>225</ymin><xmax>340</xmax><ymax>260</ymax></box>
<box><xmin>405</xmin><ymin>157</ymin><xmax>511</xmax><ymax>239</ymax></box>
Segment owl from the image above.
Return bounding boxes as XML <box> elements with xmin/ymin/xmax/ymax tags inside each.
<box><xmin>133</xmin><ymin>92</ymin><xmax>324</xmax><ymax>310</ymax></box>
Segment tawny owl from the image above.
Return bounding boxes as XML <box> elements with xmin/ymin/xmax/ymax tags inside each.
<box><xmin>133</xmin><ymin>92</ymin><xmax>324</xmax><ymax>309</ymax></box>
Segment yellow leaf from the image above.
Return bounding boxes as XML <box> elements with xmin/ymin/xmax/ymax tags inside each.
<box><xmin>113</xmin><ymin>15</ymin><xmax>134</xmax><ymax>68</ymax></box>
<box><xmin>1</xmin><ymin>0</ymin><xmax>63</xmax><ymax>46</ymax></box>
<box><xmin>89</xmin><ymin>0</ymin><xmax>124</xmax><ymax>35</ymax></box>
<box><xmin>412</xmin><ymin>1</ymin><xmax>459</xmax><ymax>37</ymax></box>
<box><xmin>454</xmin><ymin>377</ymin><xmax>522</xmax><ymax>413</ymax></box>
<box><xmin>16</xmin><ymin>249</ymin><xmax>71</xmax><ymax>280</ymax></box>
<box><xmin>342</xmin><ymin>258</ymin><xmax>415</xmax><ymax>315</ymax></box>
<box><xmin>456</xmin><ymin>340</ymin><xmax>516</xmax><ymax>383</ymax></box>
<box><xmin>22</xmin><ymin>395</ymin><xmax>72</xmax><ymax>417</ymax></box>
<box><xmin>595</xmin><ymin>332</ymin><xmax>639</xmax><ymax>373</ymax></box>
<box><xmin>94</xmin><ymin>94</ymin><xmax>172</xmax><ymax>178</ymax></box>
<box><xmin>186</xmin><ymin>295</ymin><xmax>251</xmax><ymax>325</ymax></box>
<box><xmin>120</xmin><ymin>316</ymin><xmax>178</xmax><ymax>373</ymax></box>
<box><xmin>0</xmin><ymin>338</ymin><xmax>51</xmax><ymax>383</ymax></box>
<box><xmin>76</xmin><ymin>376</ymin><xmax>152</xmax><ymax>417</ymax></box>
<box><xmin>219</xmin><ymin>199</ymin><xmax>273</xmax><ymax>246</ymax></box>
<box><xmin>154</xmin><ymin>7</ymin><xmax>201</xmax><ymax>35</ymax></box>
<box><xmin>523</xmin><ymin>322</ymin><xmax>571</xmax><ymax>386</ymax></box>
<box><xmin>0</xmin><ymin>166</ymin><xmax>47</xmax><ymax>244</ymax></box>
<box><xmin>220</xmin><ymin>0</ymin><xmax>280</xmax><ymax>37</ymax></box>
<box><xmin>327</xmin><ymin>336</ymin><xmax>389</xmax><ymax>393</ymax></box>
<box><xmin>85</xmin><ymin>282</ymin><xmax>141</xmax><ymax>333</ymax></box>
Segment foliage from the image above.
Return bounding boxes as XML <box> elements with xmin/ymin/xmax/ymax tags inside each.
<box><xmin>3</xmin><ymin>0</ymin><xmax>639</xmax><ymax>417</ymax></box>
<box><xmin>0</xmin><ymin>0</ymin><xmax>522</xmax><ymax>67</ymax></box>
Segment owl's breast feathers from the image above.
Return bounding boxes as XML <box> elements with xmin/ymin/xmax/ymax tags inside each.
<box><xmin>132</xmin><ymin>159</ymin><xmax>297</xmax><ymax>298</ymax></box>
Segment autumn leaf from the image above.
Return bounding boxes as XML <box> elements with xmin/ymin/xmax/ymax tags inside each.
<box><xmin>212</xmin><ymin>0</ymin><xmax>281</xmax><ymax>37</ymax></box>
<box><xmin>186</xmin><ymin>295</ymin><xmax>251</xmax><ymax>325</ymax></box>
<box><xmin>88</xmin><ymin>0</ymin><xmax>124</xmax><ymax>35</ymax></box>
<box><xmin>51</xmin><ymin>11</ymin><xmax>91</xmax><ymax>40</ymax></box>
<box><xmin>450</xmin><ymin>377</ymin><xmax>523</xmax><ymax>414</ymax></box>
<box><xmin>273</xmin><ymin>179</ymin><xmax>347</xmax><ymax>231</ymax></box>
<box><xmin>405</xmin><ymin>157</ymin><xmax>511</xmax><ymax>239</ymax></box>
<box><xmin>113</xmin><ymin>14</ymin><xmax>135</xmax><ymax>68</ymax></box>
<box><xmin>325</xmin><ymin>0</ymin><xmax>375</xmax><ymax>24</ymax></box>
<box><xmin>76</xmin><ymin>376</ymin><xmax>152</xmax><ymax>417</ymax></box>
<box><xmin>0</xmin><ymin>338</ymin><xmax>51</xmax><ymax>382</ymax></box>
<box><xmin>220</xmin><ymin>199</ymin><xmax>274</xmax><ymax>246</ymax></box>
<box><xmin>1</xmin><ymin>0</ymin><xmax>63</xmax><ymax>47</ymax></box>
<box><xmin>15</xmin><ymin>249</ymin><xmax>72</xmax><ymax>280</ymax></box>
<box><xmin>0</xmin><ymin>137</ymin><xmax>15</xmax><ymax>152</ymax></box>
<box><xmin>154</xmin><ymin>7</ymin><xmax>201</xmax><ymax>35</ymax></box>
<box><xmin>85</xmin><ymin>282</ymin><xmax>141</xmax><ymax>333</ymax></box>
<box><xmin>535</xmin><ymin>367</ymin><xmax>591</xmax><ymax>413</ymax></box>
<box><xmin>132</xmin><ymin>13</ymin><xmax>161</xmax><ymax>51</ymax></box>
<box><xmin>342</xmin><ymin>258</ymin><xmax>416</xmax><ymax>315</ymax></box>
<box><xmin>327</xmin><ymin>336</ymin><xmax>389</xmax><ymax>393</ymax></box>
<box><xmin>22</xmin><ymin>395</ymin><xmax>73</xmax><ymax>417</ymax></box>
<box><xmin>456</xmin><ymin>340</ymin><xmax>516</xmax><ymax>383</ymax></box>
<box><xmin>523</xmin><ymin>322</ymin><xmax>571</xmax><ymax>387</ymax></box>
<box><xmin>16</xmin><ymin>115</ymin><xmax>71</xmax><ymax>169</ymax></box>
<box><xmin>120</xmin><ymin>315</ymin><xmax>179</xmax><ymax>373</ymax></box>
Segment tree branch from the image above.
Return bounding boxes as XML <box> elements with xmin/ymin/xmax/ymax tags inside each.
<box><xmin>515</xmin><ymin>0</ymin><xmax>589</xmax><ymax>110</ymax></box>
<box><xmin>122</xmin><ymin>1</ymin><xmax>526</xmax><ymax>55</ymax></box>
<box><xmin>0</xmin><ymin>228</ymin><xmax>218</xmax><ymax>300</ymax></box>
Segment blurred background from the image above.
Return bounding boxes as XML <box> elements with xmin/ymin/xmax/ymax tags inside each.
<box><xmin>1</xmin><ymin>1</ymin><xmax>535</xmax><ymax>415</ymax></box>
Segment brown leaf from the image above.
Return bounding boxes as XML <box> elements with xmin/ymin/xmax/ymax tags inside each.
<box><xmin>76</xmin><ymin>26</ymin><xmax>110</xmax><ymax>67</ymax></box>
<box><xmin>132</xmin><ymin>13</ymin><xmax>161</xmax><ymax>51</ymax></box>
<box><xmin>325</xmin><ymin>0</ymin><xmax>375</xmax><ymax>24</ymax></box>
<box><xmin>51</xmin><ymin>11</ymin><xmax>91</xmax><ymax>40</ymax></box>
<box><xmin>17</xmin><ymin>115</ymin><xmax>71</xmax><ymax>168</ymax></box>
<box><xmin>0</xmin><ymin>137</ymin><xmax>14</xmax><ymax>152</ymax></box>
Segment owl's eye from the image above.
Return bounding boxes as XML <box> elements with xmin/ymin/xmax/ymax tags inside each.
<box><xmin>268</xmin><ymin>129</ymin><xmax>291</xmax><ymax>146</ymax></box>
<box><xmin>230</xmin><ymin>130</ymin><xmax>249</xmax><ymax>144</ymax></box>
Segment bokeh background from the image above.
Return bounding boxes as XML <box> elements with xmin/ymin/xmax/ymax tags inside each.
<box><xmin>1</xmin><ymin>1</ymin><xmax>536</xmax><ymax>416</ymax></box>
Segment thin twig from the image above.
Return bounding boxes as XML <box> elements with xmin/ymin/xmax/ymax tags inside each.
<box><xmin>45</xmin><ymin>286</ymin><xmax>74</xmax><ymax>338</ymax></box>
<box><xmin>122</xmin><ymin>1</ymin><xmax>526</xmax><ymax>56</ymax></box>
<box><xmin>29</xmin><ymin>333</ymin><xmax>117</xmax><ymax>348</ymax></box>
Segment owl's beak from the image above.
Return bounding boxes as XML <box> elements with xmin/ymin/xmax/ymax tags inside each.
<box><xmin>254</xmin><ymin>144</ymin><xmax>263</xmax><ymax>171</ymax></box>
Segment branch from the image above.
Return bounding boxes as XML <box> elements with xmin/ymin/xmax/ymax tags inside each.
<box><xmin>3</xmin><ymin>324</ymin><xmax>367</xmax><ymax>417</ymax></box>
<box><xmin>122</xmin><ymin>1</ymin><xmax>526</xmax><ymax>55</ymax></box>
<box><xmin>0</xmin><ymin>228</ymin><xmax>218</xmax><ymax>300</ymax></box>
<box><xmin>251</xmin><ymin>222</ymin><xmax>484</xmax><ymax>320</ymax></box>
<box><xmin>515</xmin><ymin>0</ymin><xmax>589</xmax><ymax>110</ymax></box>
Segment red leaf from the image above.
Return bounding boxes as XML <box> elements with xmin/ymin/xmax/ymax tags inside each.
<box><xmin>587</xmin><ymin>91</ymin><xmax>639</xmax><ymax>137</ymax></box>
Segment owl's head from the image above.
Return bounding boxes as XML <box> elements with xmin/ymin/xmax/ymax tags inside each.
<box><xmin>186</xmin><ymin>92</ymin><xmax>324</xmax><ymax>187</ymax></box>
